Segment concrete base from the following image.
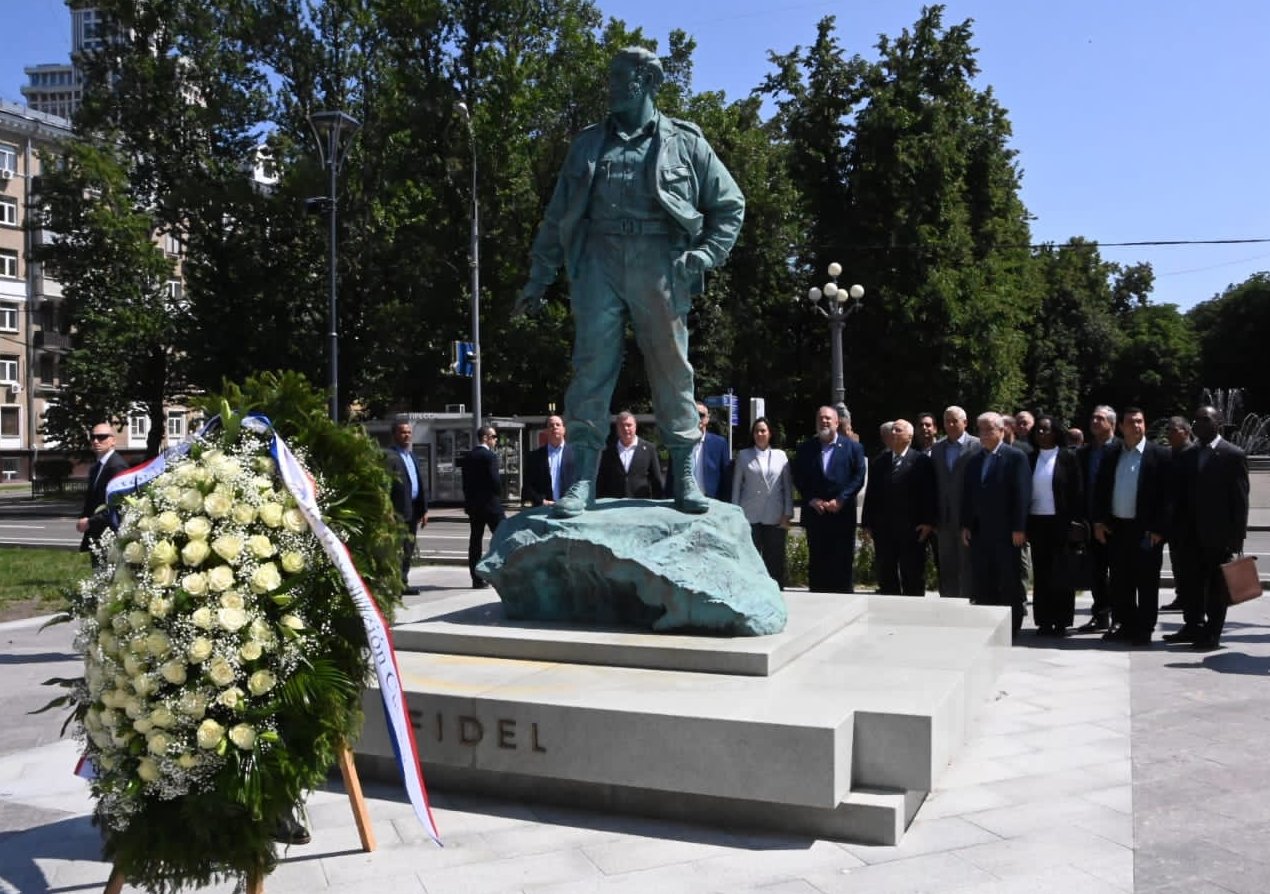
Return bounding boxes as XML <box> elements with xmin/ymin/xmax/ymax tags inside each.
<box><xmin>355</xmin><ymin>590</ymin><xmax>1010</xmax><ymax>845</ymax></box>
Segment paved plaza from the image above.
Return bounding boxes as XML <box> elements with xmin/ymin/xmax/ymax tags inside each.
<box><xmin>1</xmin><ymin>565</ymin><xmax>1267</xmax><ymax>893</ymax></box>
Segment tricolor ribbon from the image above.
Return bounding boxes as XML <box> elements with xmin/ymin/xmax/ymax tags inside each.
<box><xmin>93</xmin><ymin>414</ymin><xmax>441</xmax><ymax>845</ymax></box>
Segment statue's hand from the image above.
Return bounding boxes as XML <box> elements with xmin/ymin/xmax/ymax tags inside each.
<box><xmin>673</xmin><ymin>250</ymin><xmax>711</xmax><ymax>279</ymax></box>
<box><xmin>513</xmin><ymin>282</ymin><xmax>548</xmax><ymax>318</ymax></box>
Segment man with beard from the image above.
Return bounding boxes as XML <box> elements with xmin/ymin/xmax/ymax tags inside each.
<box><xmin>793</xmin><ymin>406</ymin><xmax>866</xmax><ymax>593</ymax></box>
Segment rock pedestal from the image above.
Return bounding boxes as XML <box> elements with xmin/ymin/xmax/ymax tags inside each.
<box><xmin>476</xmin><ymin>499</ymin><xmax>787</xmax><ymax>636</ymax></box>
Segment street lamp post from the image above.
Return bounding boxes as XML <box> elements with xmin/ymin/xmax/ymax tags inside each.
<box><xmin>805</xmin><ymin>262</ymin><xmax>865</xmax><ymax>408</ymax></box>
<box><xmin>457</xmin><ymin>101</ymin><xmax>482</xmax><ymax>446</ymax></box>
<box><xmin>308</xmin><ymin>109</ymin><xmax>361</xmax><ymax>422</ymax></box>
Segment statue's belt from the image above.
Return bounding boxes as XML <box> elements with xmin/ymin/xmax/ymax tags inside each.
<box><xmin>588</xmin><ymin>218</ymin><xmax>675</xmax><ymax>236</ymax></box>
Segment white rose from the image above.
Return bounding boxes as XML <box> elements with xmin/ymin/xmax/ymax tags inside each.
<box><xmin>206</xmin><ymin>565</ymin><xmax>235</xmax><ymax>592</ymax></box>
<box><xmin>247</xmin><ymin>670</ymin><xmax>277</xmax><ymax>696</ymax></box>
<box><xmin>173</xmin><ymin>461</ymin><xmax>196</xmax><ymax>484</ymax></box>
<box><xmin>136</xmin><ymin>515</ymin><xmax>156</xmax><ymax>534</ymax></box>
<box><xmin>182</xmin><ymin>572</ymin><xmax>209</xmax><ymax>597</ymax></box>
<box><xmin>279</xmin><ymin>614</ymin><xmax>305</xmax><ymax>633</ymax></box>
<box><xmin>217</xmin><ymin>686</ymin><xmax>244</xmax><ymax>709</ymax></box>
<box><xmin>122</xmin><ymin>653</ymin><xmax>146</xmax><ymax>677</ymax></box>
<box><xmin>252</xmin><ymin>471</ymin><xmax>273</xmax><ymax>489</ymax></box>
<box><xmin>204</xmin><ymin>492</ymin><xmax>233</xmax><ymax>519</ymax></box>
<box><xmin>147</xmin><ymin>732</ymin><xmax>171</xmax><ymax>755</ymax></box>
<box><xmin>150</xmin><ymin>564</ymin><xmax>178</xmax><ymax>588</ymax></box>
<box><xmin>162</xmin><ymin>485</ymin><xmax>183</xmax><ymax>504</ymax></box>
<box><xmin>193</xmin><ymin>466</ymin><xmax>213</xmax><ymax>486</ymax></box>
<box><xmin>136</xmin><ymin>757</ymin><xmax>161</xmax><ymax>782</ymax></box>
<box><xmin>111</xmin><ymin>614</ymin><xmax>131</xmax><ymax>636</ymax></box>
<box><xmin>122</xmin><ymin>541</ymin><xmax>146</xmax><ymax>564</ymax></box>
<box><xmin>123</xmin><ymin>697</ymin><xmax>144</xmax><ymax>719</ymax></box>
<box><xmin>150</xmin><ymin>706</ymin><xmax>175</xmax><ymax>728</ymax></box>
<box><xmin>228</xmin><ymin>723</ymin><xmax>257</xmax><ymax>750</ymax></box>
<box><xmin>181</xmin><ymin>539</ymin><xmax>211</xmax><ymax>567</ymax></box>
<box><xmin>176</xmin><ymin>752</ymin><xmax>200</xmax><ymax>769</ymax></box>
<box><xmin>178</xmin><ymin>488</ymin><xmax>204</xmax><ymax>513</ymax></box>
<box><xmin>132</xmin><ymin>674</ymin><xmax>158</xmax><ymax>698</ymax></box>
<box><xmin>97</xmin><ymin>631</ymin><xmax>119</xmax><ymax>656</ymax></box>
<box><xmin>183</xmin><ymin>516</ymin><xmax>212</xmax><ymax>540</ymax></box>
<box><xmin>281</xmin><ymin>508</ymin><xmax>307</xmax><ymax>534</ymax></box>
<box><xmin>220</xmin><ymin>591</ymin><xmax>245</xmax><ymax>610</ymax></box>
<box><xmin>187</xmin><ymin>637</ymin><xmax>214</xmax><ymax>663</ymax></box>
<box><xmin>191</xmin><ymin>606</ymin><xmax>213</xmax><ymax>629</ymax></box>
<box><xmin>144</xmin><ymin>631</ymin><xmax>171</xmax><ymax>658</ymax></box>
<box><xmin>217</xmin><ymin>607</ymin><xmax>249</xmax><ymax>633</ymax></box>
<box><xmin>196</xmin><ymin>718</ymin><xmax>225</xmax><ymax>750</ymax></box>
<box><xmin>207</xmin><ymin>656</ymin><xmax>236</xmax><ymax>687</ymax></box>
<box><xmin>247</xmin><ymin>534</ymin><xmax>275</xmax><ymax>559</ymax></box>
<box><xmin>238</xmin><ymin>640</ymin><xmax>263</xmax><ymax>661</ymax></box>
<box><xmin>99</xmin><ymin>707</ymin><xmax>119</xmax><ymax>729</ymax></box>
<box><xmin>258</xmin><ymin>503</ymin><xmax>284</xmax><ymax>528</ymax></box>
<box><xmin>211</xmin><ymin>534</ymin><xmax>243</xmax><ymax>564</ymax></box>
<box><xmin>148</xmin><ymin>596</ymin><xmax>173</xmax><ymax>620</ymax></box>
<box><xmin>133</xmin><ymin>717</ymin><xmax>154</xmax><ymax>735</ymax></box>
<box><xmin>216</xmin><ymin>459</ymin><xmax>243</xmax><ymax>481</ymax></box>
<box><xmin>127</xmin><ymin>610</ymin><xmax>150</xmax><ymax>631</ymax></box>
<box><xmin>248</xmin><ymin>618</ymin><xmax>276</xmax><ymax>648</ymax></box>
<box><xmin>150</xmin><ymin>540</ymin><xmax>178</xmax><ymax>567</ymax></box>
<box><xmin>177</xmin><ymin>691</ymin><xmax>206</xmax><ymax>719</ymax></box>
<box><xmin>159</xmin><ymin>660</ymin><xmax>187</xmax><ymax>685</ymax></box>
<box><xmin>231</xmin><ymin>503</ymin><xmax>257</xmax><ymax>525</ymax></box>
<box><xmin>155</xmin><ymin>511</ymin><xmax>182</xmax><ymax>535</ymax></box>
<box><xmin>249</xmin><ymin>563</ymin><xmax>282</xmax><ymax>594</ymax></box>
<box><xmin>279</xmin><ymin>551</ymin><xmax>306</xmax><ymax>574</ymax></box>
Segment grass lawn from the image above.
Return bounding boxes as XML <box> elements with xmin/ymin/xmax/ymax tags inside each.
<box><xmin>0</xmin><ymin>548</ymin><xmax>90</xmax><ymax>622</ymax></box>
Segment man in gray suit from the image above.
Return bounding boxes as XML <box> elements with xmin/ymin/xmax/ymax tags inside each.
<box><xmin>930</xmin><ymin>405</ymin><xmax>980</xmax><ymax>597</ymax></box>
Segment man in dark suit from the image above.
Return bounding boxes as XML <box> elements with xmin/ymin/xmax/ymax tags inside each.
<box><xmin>961</xmin><ymin>412</ymin><xmax>1031</xmax><ymax>634</ymax></box>
<box><xmin>523</xmin><ymin>415</ymin><xmax>576</xmax><ymax>508</ymax></box>
<box><xmin>1075</xmin><ymin>405</ymin><xmax>1121</xmax><ymax>632</ymax></box>
<box><xmin>385</xmin><ymin>420</ymin><xmax>428</xmax><ymax>594</ymax></box>
<box><xmin>862</xmin><ymin>419</ymin><xmax>936</xmax><ymax>595</ymax></box>
<box><xmin>667</xmin><ymin>402</ymin><xmax>731</xmax><ymax>502</ymax></box>
<box><xmin>792</xmin><ymin>406</ymin><xmax>867</xmax><ymax>593</ymax></box>
<box><xmin>1164</xmin><ymin>405</ymin><xmax>1250</xmax><ymax>651</ymax></box>
<box><xmin>77</xmin><ymin>423</ymin><xmax>130</xmax><ymax>568</ymax></box>
<box><xmin>1093</xmin><ymin>406</ymin><xmax>1172</xmax><ymax>646</ymax></box>
<box><xmin>931</xmin><ymin>405</ymin><xmax>981</xmax><ymax>597</ymax></box>
<box><xmin>597</xmin><ymin>411</ymin><xmax>664</xmax><ymax>500</ymax></box>
<box><xmin>460</xmin><ymin>425</ymin><xmax>505</xmax><ymax>589</ymax></box>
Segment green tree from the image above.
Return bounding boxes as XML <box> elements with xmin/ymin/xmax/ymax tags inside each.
<box><xmin>1101</xmin><ymin>303</ymin><xmax>1199</xmax><ymax>419</ymax></box>
<box><xmin>1189</xmin><ymin>272</ymin><xmax>1270</xmax><ymax>413</ymax></box>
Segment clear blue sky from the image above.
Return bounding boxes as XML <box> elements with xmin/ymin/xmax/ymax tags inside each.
<box><xmin>5</xmin><ymin>0</ymin><xmax>1268</xmax><ymax>311</ymax></box>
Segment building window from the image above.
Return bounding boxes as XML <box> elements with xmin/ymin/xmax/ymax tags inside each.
<box><xmin>0</xmin><ymin>197</ymin><xmax>16</xmax><ymax>227</ymax></box>
<box><xmin>0</xmin><ymin>305</ymin><xmax>16</xmax><ymax>332</ymax></box>
<box><xmin>0</xmin><ymin>356</ymin><xmax>17</xmax><ymax>383</ymax></box>
<box><xmin>0</xmin><ymin>251</ymin><xmax>17</xmax><ymax>279</ymax></box>
<box><xmin>167</xmin><ymin>412</ymin><xmax>185</xmax><ymax>439</ymax></box>
<box><xmin>0</xmin><ymin>407</ymin><xmax>19</xmax><ymax>440</ymax></box>
<box><xmin>129</xmin><ymin>414</ymin><xmax>149</xmax><ymax>438</ymax></box>
<box><xmin>0</xmin><ymin>143</ymin><xmax>16</xmax><ymax>175</ymax></box>
<box><xmin>161</xmin><ymin>231</ymin><xmax>183</xmax><ymax>257</ymax></box>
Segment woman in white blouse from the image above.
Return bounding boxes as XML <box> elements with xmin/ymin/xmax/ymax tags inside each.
<box><xmin>731</xmin><ymin>417</ymin><xmax>794</xmax><ymax>588</ymax></box>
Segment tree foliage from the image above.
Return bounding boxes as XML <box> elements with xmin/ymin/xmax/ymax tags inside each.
<box><xmin>1189</xmin><ymin>272</ymin><xmax>1270</xmax><ymax>413</ymax></box>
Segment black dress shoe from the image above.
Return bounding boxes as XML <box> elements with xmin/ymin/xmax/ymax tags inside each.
<box><xmin>1053</xmin><ymin>626</ymin><xmax>1069</xmax><ymax>638</ymax></box>
<box><xmin>1131</xmin><ymin>633</ymin><xmax>1152</xmax><ymax>647</ymax></box>
<box><xmin>1192</xmin><ymin>637</ymin><xmax>1221</xmax><ymax>652</ymax></box>
<box><xmin>273</xmin><ymin>810</ymin><xmax>311</xmax><ymax>846</ymax></box>
<box><xmin>1160</xmin><ymin>599</ymin><xmax>1184</xmax><ymax>612</ymax></box>
<box><xmin>1162</xmin><ymin>626</ymin><xmax>1201</xmax><ymax>644</ymax></box>
<box><xmin>402</xmin><ymin>585</ymin><xmax>421</xmax><ymax>596</ymax></box>
<box><xmin>471</xmin><ymin>579</ymin><xmax>490</xmax><ymax>589</ymax></box>
<box><xmin>1077</xmin><ymin>617</ymin><xmax>1110</xmax><ymax>633</ymax></box>
<box><xmin>1102</xmin><ymin>625</ymin><xmax>1132</xmax><ymax>642</ymax></box>
<box><xmin>1035</xmin><ymin>625</ymin><xmax>1054</xmax><ymax>637</ymax></box>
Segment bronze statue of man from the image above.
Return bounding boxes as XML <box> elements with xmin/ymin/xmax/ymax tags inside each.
<box><xmin>516</xmin><ymin>46</ymin><xmax>746</xmax><ymax>517</ymax></box>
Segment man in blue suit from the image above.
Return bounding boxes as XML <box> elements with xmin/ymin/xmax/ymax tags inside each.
<box><xmin>668</xmin><ymin>402</ymin><xmax>732</xmax><ymax>501</ymax></box>
<box><xmin>961</xmin><ymin>411</ymin><xmax>1032</xmax><ymax>634</ymax></box>
<box><xmin>793</xmin><ymin>406</ymin><xmax>867</xmax><ymax>593</ymax></box>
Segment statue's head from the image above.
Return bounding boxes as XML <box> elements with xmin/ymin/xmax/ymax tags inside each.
<box><xmin>609</xmin><ymin>47</ymin><xmax>664</xmax><ymax>114</ymax></box>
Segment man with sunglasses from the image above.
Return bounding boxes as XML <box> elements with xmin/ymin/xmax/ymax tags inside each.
<box><xmin>77</xmin><ymin>423</ymin><xmax>129</xmax><ymax>567</ymax></box>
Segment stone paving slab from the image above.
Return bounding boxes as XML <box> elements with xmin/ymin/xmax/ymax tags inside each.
<box><xmin>1</xmin><ymin>567</ymin><xmax>1268</xmax><ymax>892</ymax></box>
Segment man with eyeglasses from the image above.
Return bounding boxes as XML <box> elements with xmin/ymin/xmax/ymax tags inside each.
<box><xmin>667</xmin><ymin>402</ymin><xmax>732</xmax><ymax>502</ymax></box>
<box><xmin>77</xmin><ymin>423</ymin><xmax>129</xmax><ymax>567</ymax></box>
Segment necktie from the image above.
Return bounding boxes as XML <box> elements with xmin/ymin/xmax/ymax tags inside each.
<box><xmin>1198</xmin><ymin>444</ymin><xmax>1212</xmax><ymax>471</ymax></box>
<box><xmin>945</xmin><ymin>442</ymin><xmax>959</xmax><ymax>472</ymax></box>
<box><xmin>90</xmin><ymin>460</ymin><xmax>103</xmax><ymax>488</ymax></box>
<box><xmin>981</xmin><ymin>451</ymin><xmax>995</xmax><ymax>483</ymax></box>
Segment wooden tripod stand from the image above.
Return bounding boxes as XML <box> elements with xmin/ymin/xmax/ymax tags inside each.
<box><xmin>102</xmin><ymin>746</ymin><xmax>374</xmax><ymax>894</ymax></box>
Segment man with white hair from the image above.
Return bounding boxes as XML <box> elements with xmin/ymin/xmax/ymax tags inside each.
<box><xmin>961</xmin><ymin>411</ymin><xmax>1032</xmax><ymax>634</ymax></box>
<box><xmin>931</xmin><ymin>405</ymin><xmax>981</xmax><ymax>597</ymax></box>
<box><xmin>862</xmin><ymin>420</ymin><xmax>936</xmax><ymax>595</ymax></box>
<box><xmin>1075</xmin><ymin>405</ymin><xmax>1120</xmax><ymax>632</ymax></box>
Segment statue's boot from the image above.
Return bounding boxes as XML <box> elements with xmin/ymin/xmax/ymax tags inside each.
<box><xmin>551</xmin><ymin>446</ymin><xmax>598</xmax><ymax>518</ymax></box>
<box><xmin>670</xmin><ymin>447</ymin><xmax>710</xmax><ymax>514</ymax></box>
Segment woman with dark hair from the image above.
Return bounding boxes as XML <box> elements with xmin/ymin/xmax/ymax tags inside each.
<box><xmin>1027</xmin><ymin>415</ymin><xmax>1084</xmax><ymax>635</ymax></box>
<box><xmin>731</xmin><ymin>417</ymin><xmax>794</xmax><ymax>587</ymax></box>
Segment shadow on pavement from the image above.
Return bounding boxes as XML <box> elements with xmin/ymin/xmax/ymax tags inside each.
<box><xmin>0</xmin><ymin>815</ymin><xmax>103</xmax><ymax>894</ymax></box>
<box><xmin>1164</xmin><ymin>651</ymin><xmax>1270</xmax><ymax>675</ymax></box>
<box><xmin>0</xmin><ymin>652</ymin><xmax>78</xmax><ymax>665</ymax></box>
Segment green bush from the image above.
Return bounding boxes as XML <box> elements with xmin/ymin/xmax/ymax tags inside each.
<box><xmin>785</xmin><ymin>527</ymin><xmax>876</xmax><ymax>589</ymax></box>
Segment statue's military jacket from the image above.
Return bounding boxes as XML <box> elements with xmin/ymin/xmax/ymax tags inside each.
<box><xmin>526</xmin><ymin>113</ymin><xmax>745</xmax><ymax>305</ymax></box>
